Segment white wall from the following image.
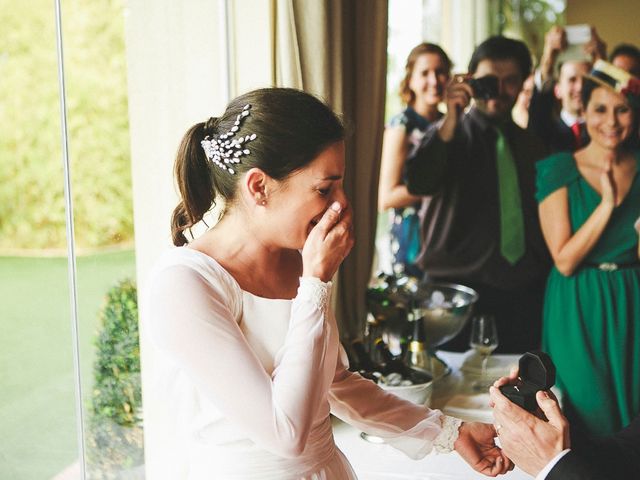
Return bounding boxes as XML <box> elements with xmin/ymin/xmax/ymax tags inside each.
<box><xmin>125</xmin><ymin>2</ymin><xmax>223</xmax><ymax>476</ymax></box>
<box><xmin>566</xmin><ymin>0</ymin><xmax>640</xmax><ymax>52</ymax></box>
<box><xmin>124</xmin><ymin>0</ymin><xmax>273</xmax><ymax>476</ymax></box>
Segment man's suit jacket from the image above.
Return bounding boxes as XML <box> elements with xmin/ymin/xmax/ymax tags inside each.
<box><xmin>547</xmin><ymin>415</ymin><xmax>640</xmax><ymax>479</ymax></box>
<box><xmin>527</xmin><ymin>86</ymin><xmax>589</xmax><ymax>153</ymax></box>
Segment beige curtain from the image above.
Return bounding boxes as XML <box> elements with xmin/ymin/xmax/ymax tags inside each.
<box><xmin>273</xmin><ymin>0</ymin><xmax>389</xmax><ymax>341</ymax></box>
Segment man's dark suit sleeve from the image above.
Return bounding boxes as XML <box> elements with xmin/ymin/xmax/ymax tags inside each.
<box><xmin>527</xmin><ymin>84</ymin><xmax>557</xmax><ymax>140</ymax></box>
<box><xmin>547</xmin><ymin>451</ymin><xmax>613</xmax><ymax>480</ymax></box>
<box><xmin>547</xmin><ymin>415</ymin><xmax>640</xmax><ymax>480</ymax></box>
<box><xmin>404</xmin><ymin>124</ymin><xmax>450</xmax><ymax>196</ymax></box>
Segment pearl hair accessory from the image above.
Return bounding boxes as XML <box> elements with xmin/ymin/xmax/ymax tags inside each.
<box><xmin>201</xmin><ymin>104</ymin><xmax>257</xmax><ymax>174</ymax></box>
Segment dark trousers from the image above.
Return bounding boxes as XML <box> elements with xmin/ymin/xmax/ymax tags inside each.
<box><xmin>435</xmin><ymin>279</ymin><xmax>546</xmax><ymax>354</ymax></box>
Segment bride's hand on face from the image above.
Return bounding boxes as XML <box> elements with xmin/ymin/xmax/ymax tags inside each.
<box><xmin>302</xmin><ymin>201</ymin><xmax>355</xmax><ymax>282</ymax></box>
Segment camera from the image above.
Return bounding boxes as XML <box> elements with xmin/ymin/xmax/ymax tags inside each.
<box><xmin>499</xmin><ymin>350</ymin><xmax>556</xmax><ymax>412</ymax></box>
<box><xmin>468</xmin><ymin>75</ymin><xmax>500</xmax><ymax>100</ymax></box>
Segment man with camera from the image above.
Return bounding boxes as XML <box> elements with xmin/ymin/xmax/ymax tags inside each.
<box><xmin>405</xmin><ymin>36</ymin><xmax>551</xmax><ymax>354</ymax></box>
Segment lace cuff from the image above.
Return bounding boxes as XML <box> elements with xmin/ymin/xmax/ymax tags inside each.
<box><xmin>433</xmin><ymin>415</ymin><xmax>462</xmax><ymax>453</ymax></box>
<box><xmin>298</xmin><ymin>277</ymin><xmax>332</xmax><ymax>312</ymax></box>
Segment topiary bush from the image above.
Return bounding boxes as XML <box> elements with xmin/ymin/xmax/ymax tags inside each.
<box><xmin>87</xmin><ymin>278</ymin><xmax>144</xmax><ymax>479</ymax></box>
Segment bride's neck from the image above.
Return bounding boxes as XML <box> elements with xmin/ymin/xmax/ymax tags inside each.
<box><xmin>194</xmin><ymin>214</ymin><xmax>282</xmax><ymax>270</ymax></box>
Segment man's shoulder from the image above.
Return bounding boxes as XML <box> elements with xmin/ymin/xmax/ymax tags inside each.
<box><xmin>455</xmin><ymin>110</ymin><xmax>486</xmax><ymax>139</ymax></box>
<box><xmin>512</xmin><ymin>122</ymin><xmax>549</xmax><ymax>158</ymax></box>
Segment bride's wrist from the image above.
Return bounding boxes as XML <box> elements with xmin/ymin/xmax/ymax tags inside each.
<box><xmin>434</xmin><ymin>416</ymin><xmax>463</xmax><ymax>453</ymax></box>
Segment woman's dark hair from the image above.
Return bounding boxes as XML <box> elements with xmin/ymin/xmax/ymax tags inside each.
<box><xmin>581</xmin><ymin>77</ymin><xmax>601</xmax><ymax>109</ymax></box>
<box><xmin>609</xmin><ymin>43</ymin><xmax>640</xmax><ymax>65</ymax></box>
<box><xmin>468</xmin><ymin>36</ymin><xmax>532</xmax><ymax>80</ymax></box>
<box><xmin>399</xmin><ymin>43</ymin><xmax>452</xmax><ymax>105</ymax></box>
<box><xmin>171</xmin><ymin>88</ymin><xmax>345</xmax><ymax>246</ymax></box>
<box><xmin>580</xmin><ymin>76</ymin><xmax>640</xmax><ymax>110</ymax></box>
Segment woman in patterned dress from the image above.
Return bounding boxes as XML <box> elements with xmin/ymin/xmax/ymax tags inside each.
<box><xmin>377</xmin><ymin>43</ymin><xmax>452</xmax><ymax>276</ymax></box>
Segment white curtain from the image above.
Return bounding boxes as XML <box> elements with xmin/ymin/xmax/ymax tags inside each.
<box><xmin>273</xmin><ymin>0</ymin><xmax>389</xmax><ymax>341</ymax></box>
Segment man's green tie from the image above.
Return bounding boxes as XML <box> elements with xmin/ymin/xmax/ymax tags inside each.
<box><xmin>495</xmin><ymin>128</ymin><xmax>525</xmax><ymax>264</ymax></box>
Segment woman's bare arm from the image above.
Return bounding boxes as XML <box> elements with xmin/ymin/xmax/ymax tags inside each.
<box><xmin>378</xmin><ymin>126</ymin><xmax>422</xmax><ymax>211</ymax></box>
<box><xmin>539</xmin><ymin>168</ymin><xmax>615</xmax><ymax>276</ymax></box>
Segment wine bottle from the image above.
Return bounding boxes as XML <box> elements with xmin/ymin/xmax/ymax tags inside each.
<box><xmin>364</xmin><ymin>313</ymin><xmax>386</xmax><ymax>365</ymax></box>
<box><xmin>406</xmin><ymin>318</ymin><xmax>430</xmax><ymax>370</ymax></box>
<box><xmin>406</xmin><ymin>318</ymin><xmax>430</xmax><ymax>372</ymax></box>
<box><xmin>351</xmin><ymin>339</ymin><xmax>382</xmax><ymax>376</ymax></box>
<box><xmin>374</xmin><ymin>337</ymin><xmax>411</xmax><ymax>377</ymax></box>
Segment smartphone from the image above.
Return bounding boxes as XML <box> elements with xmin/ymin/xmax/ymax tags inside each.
<box><xmin>565</xmin><ymin>24</ymin><xmax>591</xmax><ymax>45</ymax></box>
<box><xmin>559</xmin><ymin>24</ymin><xmax>592</xmax><ymax>63</ymax></box>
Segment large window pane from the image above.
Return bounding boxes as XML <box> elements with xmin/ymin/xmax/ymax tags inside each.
<box><xmin>59</xmin><ymin>0</ymin><xmax>142</xmax><ymax>477</ymax></box>
<box><xmin>0</xmin><ymin>0</ymin><xmax>141</xmax><ymax>478</ymax></box>
<box><xmin>0</xmin><ymin>2</ymin><xmax>78</xmax><ymax>478</ymax></box>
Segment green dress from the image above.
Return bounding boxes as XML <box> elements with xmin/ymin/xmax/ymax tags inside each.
<box><xmin>536</xmin><ymin>151</ymin><xmax>640</xmax><ymax>436</ymax></box>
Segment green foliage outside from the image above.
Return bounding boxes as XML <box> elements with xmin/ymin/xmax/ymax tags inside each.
<box><xmin>0</xmin><ymin>0</ymin><xmax>133</xmax><ymax>249</ymax></box>
<box><xmin>498</xmin><ymin>0</ymin><xmax>566</xmax><ymax>63</ymax></box>
<box><xmin>87</xmin><ymin>279</ymin><xmax>144</xmax><ymax>479</ymax></box>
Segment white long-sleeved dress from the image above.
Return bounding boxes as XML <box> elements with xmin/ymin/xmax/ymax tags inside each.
<box><xmin>145</xmin><ymin>247</ymin><xmax>459</xmax><ymax>479</ymax></box>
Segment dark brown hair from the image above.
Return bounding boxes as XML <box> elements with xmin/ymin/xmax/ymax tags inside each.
<box><xmin>399</xmin><ymin>43</ymin><xmax>452</xmax><ymax>105</ymax></box>
<box><xmin>468</xmin><ymin>36</ymin><xmax>532</xmax><ymax>79</ymax></box>
<box><xmin>171</xmin><ymin>88</ymin><xmax>345</xmax><ymax>246</ymax></box>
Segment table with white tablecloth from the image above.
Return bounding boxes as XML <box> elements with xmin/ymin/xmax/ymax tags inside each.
<box><xmin>332</xmin><ymin>351</ymin><xmax>535</xmax><ymax>480</ymax></box>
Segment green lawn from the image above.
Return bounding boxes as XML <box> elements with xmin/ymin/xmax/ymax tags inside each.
<box><xmin>0</xmin><ymin>250</ymin><xmax>136</xmax><ymax>480</ymax></box>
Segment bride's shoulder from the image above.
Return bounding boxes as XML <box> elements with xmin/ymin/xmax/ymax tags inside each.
<box><xmin>150</xmin><ymin>246</ymin><xmax>241</xmax><ymax>300</ymax></box>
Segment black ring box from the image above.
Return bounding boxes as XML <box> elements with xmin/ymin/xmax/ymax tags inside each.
<box><xmin>499</xmin><ymin>350</ymin><xmax>556</xmax><ymax>412</ymax></box>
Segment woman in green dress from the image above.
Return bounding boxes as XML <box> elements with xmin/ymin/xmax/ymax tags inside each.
<box><xmin>535</xmin><ymin>60</ymin><xmax>640</xmax><ymax>436</ymax></box>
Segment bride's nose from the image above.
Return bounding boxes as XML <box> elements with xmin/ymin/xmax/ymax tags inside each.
<box><xmin>331</xmin><ymin>186</ymin><xmax>348</xmax><ymax>206</ymax></box>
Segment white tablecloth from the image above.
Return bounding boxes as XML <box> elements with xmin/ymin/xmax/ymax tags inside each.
<box><xmin>332</xmin><ymin>351</ymin><xmax>534</xmax><ymax>480</ymax></box>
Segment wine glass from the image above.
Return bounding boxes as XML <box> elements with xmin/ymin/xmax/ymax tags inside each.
<box><xmin>469</xmin><ymin>314</ymin><xmax>499</xmax><ymax>392</ymax></box>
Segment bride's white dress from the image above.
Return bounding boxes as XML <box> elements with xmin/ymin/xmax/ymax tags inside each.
<box><xmin>146</xmin><ymin>247</ymin><xmax>459</xmax><ymax>479</ymax></box>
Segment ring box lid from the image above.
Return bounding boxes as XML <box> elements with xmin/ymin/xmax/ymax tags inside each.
<box><xmin>519</xmin><ymin>350</ymin><xmax>556</xmax><ymax>390</ymax></box>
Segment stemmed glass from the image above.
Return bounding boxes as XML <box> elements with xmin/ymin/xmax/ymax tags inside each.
<box><xmin>469</xmin><ymin>315</ymin><xmax>499</xmax><ymax>392</ymax></box>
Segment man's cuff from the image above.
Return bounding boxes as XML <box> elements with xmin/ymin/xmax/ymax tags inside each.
<box><xmin>534</xmin><ymin>69</ymin><xmax>544</xmax><ymax>90</ymax></box>
<box><xmin>535</xmin><ymin>449</ymin><xmax>571</xmax><ymax>480</ymax></box>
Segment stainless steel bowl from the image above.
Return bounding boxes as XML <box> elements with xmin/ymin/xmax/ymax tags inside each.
<box><xmin>365</xmin><ymin>277</ymin><xmax>478</xmax><ymax>379</ymax></box>
<box><xmin>409</xmin><ymin>282</ymin><xmax>479</xmax><ymax>348</ymax></box>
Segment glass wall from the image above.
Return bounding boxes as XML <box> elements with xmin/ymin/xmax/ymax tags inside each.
<box><xmin>0</xmin><ymin>0</ymin><xmax>139</xmax><ymax>478</ymax></box>
<box><xmin>0</xmin><ymin>2</ymin><xmax>77</xmax><ymax>478</ymax></box>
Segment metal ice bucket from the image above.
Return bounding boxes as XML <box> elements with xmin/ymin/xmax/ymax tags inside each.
<box><xmin>409</xmin><ymin>282</ymin><xmax>479</xmax><ymax>348</ymax></box>
<box><xmin>386</xmin><ymin>280</ymin><xmax>479</xmax><ymax>378</ymax></box>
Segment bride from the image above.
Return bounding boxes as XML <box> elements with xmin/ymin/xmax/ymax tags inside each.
<box><xmin>145</xmin><ymin>87</ymin><xmax>512</xmax><ymax>479</ymax></box>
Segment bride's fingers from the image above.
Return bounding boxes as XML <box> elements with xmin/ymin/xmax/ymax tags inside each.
<box><xmin>313</xmin><ymin>201</ymin><xmax>342</xmax><ymax>240</ymax></box>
